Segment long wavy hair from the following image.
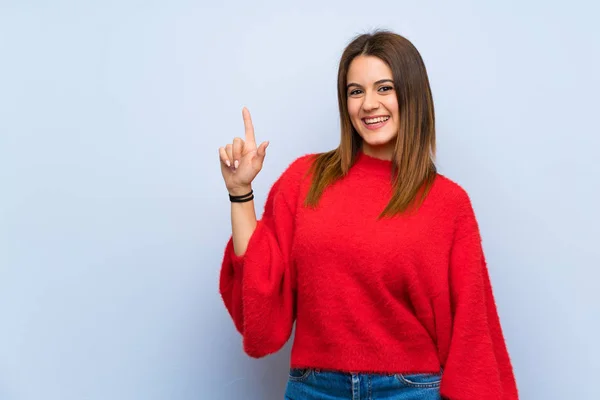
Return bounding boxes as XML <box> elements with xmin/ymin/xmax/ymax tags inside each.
<box><xmin>304</xmin><ymin>30</ymin><xmax>437</xmax><ymax>219</ymax></box>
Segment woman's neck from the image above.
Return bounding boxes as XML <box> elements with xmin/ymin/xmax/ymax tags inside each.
<box><xmin>360</xmin><ymin>143</ymin><xmax>394</xmax><ymax>161</ymax></box>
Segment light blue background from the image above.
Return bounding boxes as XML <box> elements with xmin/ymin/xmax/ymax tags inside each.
<box><xmin>1</xmin><ymin>1</ymin><xmax>598</xmax><ymax>399</ymax></box>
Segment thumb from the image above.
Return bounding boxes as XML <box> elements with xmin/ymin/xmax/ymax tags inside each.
<box><xmin>257</xmin><ymin>141</ymin><xmax>269</xmax><ymax>159</ymax></box>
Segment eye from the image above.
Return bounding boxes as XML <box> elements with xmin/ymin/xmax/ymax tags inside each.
<box><xmin>348</xmin><ymin>89</ymin><xmax>362</xmax><ymax>96</ymax></box>
<box><xmin>378</xmin><ymin>86</ymin><xmax>394</xmax><ymax>92</ymax></box>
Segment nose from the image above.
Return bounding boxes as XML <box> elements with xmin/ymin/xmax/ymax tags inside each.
<box><xmin>362</xmin><ymin>90</ymin><xmax>380</xmax><ymax>112</ymax></box>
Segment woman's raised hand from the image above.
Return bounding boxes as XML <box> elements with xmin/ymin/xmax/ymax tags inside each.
<box><xmin>219</xmin><ymin>107</ymin><xmax>269</xmax><ymax>195</ymax></box>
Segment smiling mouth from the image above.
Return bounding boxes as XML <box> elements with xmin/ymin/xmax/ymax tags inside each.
<box><xmin>361</xmin><ymin>116</ymin><xmax>390</xmax><ymax>131</ymax></box>
<box><xmin>362</xmin><ymin>116</ymin><xmax>390</xmax><ymax>125</ymax></box>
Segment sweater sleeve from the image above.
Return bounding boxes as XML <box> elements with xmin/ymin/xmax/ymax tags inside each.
<box><xmin>440</xmin><ymin>193</ymin><xmax>519</xmax><ymax>400</ymax></box>
<box><xmin>218</xmin><ymin>159</ymin><xmax>304</xmax><ymax>358</ymax></box>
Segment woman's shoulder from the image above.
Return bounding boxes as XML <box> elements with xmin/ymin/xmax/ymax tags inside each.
<box><xmin>276</xmin><ymin>152</ymin><xmax>320</xmax><ymax>183</ymax></box>
<box><xmin>263</xmin><ymin>153</ymin><xmax>320</xmax><ymax>201</ymax></box>
<box><xmin>430</xmin><ymin>173</ymin><xmax>474</xmax><ymax>210</ymax></box>
<box><xmin>288</xmin><ymin>152</ymin><xmax>319</xmax><ymax>172</ymax></box>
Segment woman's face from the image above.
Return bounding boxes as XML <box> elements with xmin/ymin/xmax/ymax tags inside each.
<box><xmin>346</xmin><ymin>55</ymin><xmax>400</xmax><ymax>160</ymax></box>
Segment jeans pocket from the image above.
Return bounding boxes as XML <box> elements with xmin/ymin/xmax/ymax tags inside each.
<box><xmin>288</xmin><ymin>368</ymin><xmax>313</xmax><ymax>382</ymax></box>
<box><xmin>395</xmin><ymin>372</ymin><xmax>442</xmax><ymax>388</ymax></box>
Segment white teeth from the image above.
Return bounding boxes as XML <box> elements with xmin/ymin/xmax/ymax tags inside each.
<box><xmin>364</xmin><ymin>116</ymin><xmax>390</xmax><ymax>124</ymax></box>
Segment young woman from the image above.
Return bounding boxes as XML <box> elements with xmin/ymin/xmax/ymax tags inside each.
<box><xmin>218</xmin><ymin>30</ymin><xmax>518</xmax><ymax>400</ymax></box>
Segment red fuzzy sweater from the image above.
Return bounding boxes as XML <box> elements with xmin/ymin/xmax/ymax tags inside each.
<box><xmin>219</xmin><ymin>150</ymin><xmax>518</xmax><ymax>399</ymax></box>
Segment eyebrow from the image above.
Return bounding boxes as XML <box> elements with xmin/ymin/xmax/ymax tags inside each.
<box><xmin>347</xmin><ymin>79</ymin><xmax>394</xmax><ymax>89</ymax></box>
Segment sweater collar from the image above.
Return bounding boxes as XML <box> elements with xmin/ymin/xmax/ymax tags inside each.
<box><xmin>354</xmin><ymin>149</ymin><xmax>393</xmax><ymax>177</ymax></box>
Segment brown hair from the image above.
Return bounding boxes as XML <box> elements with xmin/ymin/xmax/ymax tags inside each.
<box><xmin>303</xmin><ymin>30</ymin><xmax>437</xmax><ymax>219</ymax></box>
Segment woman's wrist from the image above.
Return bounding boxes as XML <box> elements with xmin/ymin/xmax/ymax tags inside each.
<box><xmin>228</xmin><ymin>186</ymin><xmax>254</xmax><ymax>203</ymax></box>
<box><xmin>228</xmin><ymin>185</ymin><xmax>252</xmax><ymax>197</ymax></box>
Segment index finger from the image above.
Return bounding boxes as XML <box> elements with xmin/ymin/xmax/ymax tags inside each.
<box><xmin>242</xmin><ymin>107</ymin><xmax>256</xmax><ymax>144</ymax></box>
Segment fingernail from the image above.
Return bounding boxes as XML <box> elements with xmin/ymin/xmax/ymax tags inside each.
<box><xmin>234</xmin><ymin>160</ymin><xmax>239</xmax><ymax>169</ymax></box>
<box><xmin>226</xmin><ymin>160</ymin><xmax>231</xmax><ymax>167</ymax></box>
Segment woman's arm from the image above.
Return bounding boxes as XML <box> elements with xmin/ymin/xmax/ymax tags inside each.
<box><xmin>228</xmin><ymin>184</ymin><xmax>257</xmax><ymax>257</ymax></box>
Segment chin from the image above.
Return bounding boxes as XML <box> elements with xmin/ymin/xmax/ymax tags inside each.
<box><xmin>360</xmin><ymin>133</ymin><xmax>396</xmax><ymax>146</ymax></box>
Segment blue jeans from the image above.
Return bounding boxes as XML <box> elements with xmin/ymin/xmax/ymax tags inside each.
<box><xmin>284</xmin><ymin>368</ymin><xmax>442</xmax><ymax>400</ymax></box>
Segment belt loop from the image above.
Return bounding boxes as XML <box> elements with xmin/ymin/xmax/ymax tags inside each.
<box><xmin>351</xmin><ymin>373</ymin><xmax>360</xmax><ymax>400</ymax></box>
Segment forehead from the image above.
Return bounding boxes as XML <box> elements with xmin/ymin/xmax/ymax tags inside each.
<box><xmin>347</xmin><ymin>55</ymin><xmax>392</xmax><ymax>83</ymax></box>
